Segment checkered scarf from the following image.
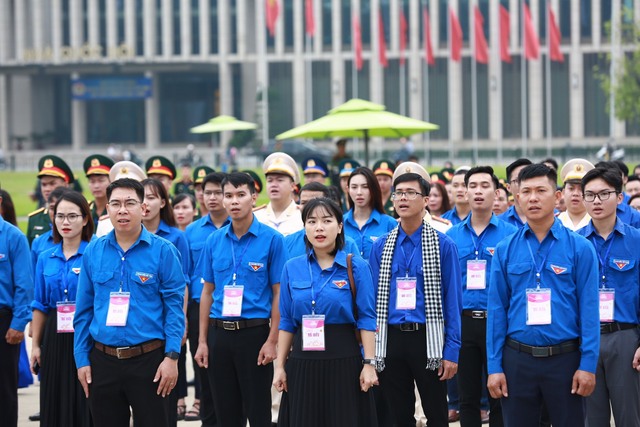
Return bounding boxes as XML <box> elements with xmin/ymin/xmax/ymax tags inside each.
<box><xmin>375</xmin><ymin>220</ymin><xmax>444</xmax><ymax>371</ymax></box>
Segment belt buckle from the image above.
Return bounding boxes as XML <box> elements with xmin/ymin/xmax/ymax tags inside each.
<box><xmin>116</xmin><ymin>346</ymin><xmax>130</xmax><ymax>359</ymax></box>
<box><xmin>400</xmin><ymin>323</ymin><xmax>416</xmax><ymax>332</ymax></box>
<box><xmin>531</xmin><ymin>346</ymin><xmax>549</xmax><ymax>358</ymax></box>
<box><xmin>223</xmin><ymin>321</ymin><xmax>239</xmax><ymax>331</ymax></box>
<box><xmin>472</xmin><ymin>311</ymin><xmax>485</xmax><ymax>319</ymax></box>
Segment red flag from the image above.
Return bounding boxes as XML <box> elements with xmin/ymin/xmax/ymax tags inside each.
<box><xmin>500</xmin><ymin>5</ymin><xmax>512</xmax><ymax>63</ymax></box>
<box><xmin>523</xmin><ymin>3</ymin><xmax>539</xmax><ymax>60</ymax></box>
<box><xmin>399</xmin><ymin>10</ymin><xmax>408</xmax><ymax>65</ymax></box>
<box><xmin>305</xmin><ymin>0</ymin><xmax>315</xmax><ymax>37</ymax></box>
<box><xmin>423</xmin><ymin>7</ymin><xmax>435</xmax><ymax>66</ymax></box>
<box><xmin>449</xmin><ymin>7</ymin><xmax>463</xmax><ymax>62</ymax></box>
<box><xmin>548</xmin><ymin>4</ymin><xmax>564</xmax><ymax>62</ymax></box>
<box><xmin>474</xmin><ymin>6</ymin><xmax>489</xmax><ymax>64</ymax></box>
<box><xmin>266</xmin><ymin>0</ymin><xmax>279</xmax><ymax>37</ymax></box>
<box><xmin>353</xmin><ymin>15</ymin><xmax>363</xmax><ymax>71</ymax></box>
<box><xmin>378</xmin><ymin>10</ymin><xmax>388</xmax><ymax>67</ymax></box>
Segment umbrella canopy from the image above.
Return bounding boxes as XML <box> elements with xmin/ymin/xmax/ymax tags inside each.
<box><xmin>190</xmin><ymin>115</ymin><xmax>257</xmax><ymax>134</ymax></box>
<box><xmin>275</xmin><ymin>99</ymin><xmax>438</xmax><ymax>165</ymax></box>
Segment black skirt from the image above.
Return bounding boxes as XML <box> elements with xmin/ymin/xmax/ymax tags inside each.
<box><xmin>40</xmin><ymin>313</ymin><xmax>92</xmax><ymax>427</ymax></box>
<box><xmin>277</xmin><ymin>324</ymin><xmax>378</xmax><ymax>427</ymax></box>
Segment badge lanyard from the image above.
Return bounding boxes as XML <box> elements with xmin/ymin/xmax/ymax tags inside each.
<box><xmin>526</xmin><ymin>238</ymin><xmax>555</xmax><ymax>290</ymax></box>
<box><xmin>307</xmin><ymin>260</ymin><xmax>338</xmax><ymax>315</ymax></box>
<box><xmin>470</xmin><ymin>227</ymin><xmax>488</xmax><ymax>260</ymax></box>
<box><xmin>591</xmin><ymin>234</ymin><xmax>616</xmax><ymax>322</ymax></box>
<box><xmin>592</xmin><ymin>234</ymin><xmax>615</xmax><ymax>288</ymax></box>
<box><xmin>525</xmin><ymin>237</ymin><xmax>554</xmax><ymax>325</ymax></box>
<box><xmin>57</xmin><ymin>256</ymin><xmax>78</xmax><ymax>333</ymax></box>
<box><xmin>106</xmin><ymin>247</ymin><xmax>132</xmax><ymax>327</ymax></box>
<box><xmin>231</xmin><ymin>236</ymin><xmax>252</xmax><ymax>287</ymax></box>
<box><xmin>400</xmin><ymin>239</ymin><xmax>417</xmax><ymax>277</ymax></box>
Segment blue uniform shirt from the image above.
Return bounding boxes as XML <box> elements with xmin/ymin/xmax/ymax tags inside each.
<box><xmin>487</xmin><ymin>218</ymin><xmax>600</xmax><ymax>375</ymax></box>
<box><xmin>279</xmin><ymin>250</ymin><xmax>376</xmax><ymax>333</ymax></box>
<box><xmin>616</xmin><ymin>202</ymin><xmax>640</xmax><ymax>228</ymax></box>
<box><xmin>343</xmin><ymin>209</ymin><xmax>397</xmax><ymax>259</ymax></box>
<box><xmin>0</xmin><ymin>216</ymin><xmax>34</xmax><ymax>331</ymax></box>
<box><xmin>73</xmin><ymin>227</ymin><xmax>186</xmax><ymax>368</ymax></box>
<box><xmin>31</xmin><ymin>230</ymin><xmax>55</xmax><ymax>268</ymax></box>
<box><xmin>185</xmin><ymin>214</ymin><xmax>230</xmax><ymax>302</ymax></box>
<box><xmin>446</xmin><ymin>214</ymin><xmax>518</xmax><ymax>311</ymax></box>
<box><xmin>33</xmin><ymin>240</ymin><xmax>90</xmax><ymax>313</ymax></box>
<box><xmin>201</xmin><ymin>215</ymin><xmax>287</xmax><ymax>320</ymax></box>
<box><xmin>154</xmin><ymin>220</ymin><xmax>191</xmax><ymax>283</ymax></box>
<box><xmin>577</xmin><ymin>218</ymin><xmax>640</xmax><ymax>324</ymax></box>
<box><xmin>442</xmin><ymin>206</ymin><xmax>469</xmax><ymax>225</ymax></box>
<box><xmin>285</xmin><ymin>228</ymin><xmax>361</xmax><ymax>259</ymax></box>
<box><xmin>498</xmin><ymin>205</ymin><xmax>526</xmax><ymax>228</ymax></box>
<box><xmin>369</xmin><ymin>224</ymin><xmax>462</xmax><ymax>363</ymax></box>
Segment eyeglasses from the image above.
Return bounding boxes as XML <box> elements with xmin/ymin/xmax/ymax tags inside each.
<box><xmin>54</xmin><ymin>213</ymin><xmax>83</xmax><ymax>222</ymax></box>
<box><xmin>107</xmin><ymin>200</ymin><xmax>141</xmax><ymax>210</ymax></box>
<box><xmin>391</xmin><ymin>190</ymin><xmax>424</xmax><ymax>200</ymax></box>
<box><xmin>583</xmin><ymin>190</ymin><xmax>618</xmax><ymax>203</ymax></box>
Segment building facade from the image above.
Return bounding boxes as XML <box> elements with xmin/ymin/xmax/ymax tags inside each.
<box><xmin>0</xmin><ymin>0</ymin><xmax>638</xmax><ymax>164</ymax></box>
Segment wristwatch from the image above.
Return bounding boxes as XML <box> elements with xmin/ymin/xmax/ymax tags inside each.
<box><xmin>164</xmin><ymin>351</ymin><xmax>180</xmax><ymax>360</ymax></box>
<box><xmin>362</xmin><ymin>358</ymin><xmax>376</xmax><ymax>367</ymax></box>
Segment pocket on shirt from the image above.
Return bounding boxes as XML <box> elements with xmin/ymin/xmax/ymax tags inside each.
<box><xmin>94</xmin><ymin>270</ymin><xmax>116</xmax><ymax>287</ymax></box>
<box><xmin>608</xmin><ymin>257</ymin><xmax>636</xmax><ymax>273</ymax></box>
<box><xmin>506</xmin><ymin>262</ymin><xmax>530</xmax><ymax>276</ymax></box>
<box><xmin>290</xmin><ymin>280</ymin><xmax>312</xmax><ymax>300</ymax></box>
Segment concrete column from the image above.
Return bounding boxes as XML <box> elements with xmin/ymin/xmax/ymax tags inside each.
<box><xmin>125</xmin><ymin>0</ymin><xmax>136</xmax><ymax>56</ymax></box>
<box><xmin>292</xmin><ymin>0</ymin><xmax>306</xmax><ymax>125</ymax></box>
<box><xmin>408</xmin><ymin>0</ymin><xmax>422</xmax><ymax>121</ymax></box>
<box><xmin>69</xmin><ymin>0</ymin><xmax>83</xmax><ymax>47</ymax></box>
<box><xmin>14</xmin><ymin>0</ymin><xmax>25</xmax><ymax>61</ymax></box>
<box><xmin>199</xmin><ymin>0</ymin><xmax>210</xmax><ymax>56</ymax></box>
<box><xmin>52</xmin><ymin>0</ymin><xmax>62</xmax><ymax>61</ymax></box>
<box><xmin>390</xmin><ymin>0</ymin><xmax>399</xmax><ymax>53</ymax></box>
<box><xmin>275</xmin><ymin>0</ymin><xmax>284</xmax><ymax>55</ymax></box>
<box><xmin>528</xmin><ymin>0</ymin><xmax>544</xmax><ymax>141</ymax></box>
<box><xmin>33</xmin><ymin>0</ymin><xmax>44</xmax><ymax>52</ymax></box>
<box><xmin>106</xmin><ymin>0</ymin><xmax>117</xmax><ymax>54</ymax></box>
<box><xmin>71</xmin><ymin>73</ymin><xmax>86</xmax><ymax>150</ymax></box>
<box><xmin>181</xmin><ymin>0</ymin><xmax>191</xmax><ymax>56</ymax></box>
<box><xmin>448</xmin><ymin>0</ymin><xmax>463</xmax><ymax>143</ymax></box>
<box><xmin>569</xmin><ymin>0</ymin><xmax>584</xmax><ymax>139</ymax></box>
<box><xmin>218</xmin><ymin>0</ymin><xmax>229</xmax><ymax>56</ymax></box>
<box><xmin>219</xmin><ymin>62</ymin><xmax>232</xmax><ymax>161</ymax></box>
<box><xmin>592</xmin><ymin>0</ymin><xmax>601</xmax><ymax>47</ymax></box>
<box><xmin>488</xmin><ymin>0</ymin><xmax>503</xmax><ymax>144</ymax></box>
<box><xmin>144</xmin><ymin>0</ymin><xmax>156</xmax><ymax>57</ymax></box>
<box><xmin>430</xmin><ymin>0</ymin><xmax>439</xmax><ymax>48</ymax></box>
<box><xmin>331</xmin><ymin>0</ymin><xmax>344</xmax><ymax>106</ymax></box>
<box><xmin>509</xmin><ymin>0</ymin><xmax>518</xmax><ymax>53</ymax></box>
<box><xmin>370</xmin><ymin>0</ymin><xmax>383</xmax><ymax>104</ymax></box>
<box><xmin>313</xmin><ymin>0</ymin><xmax>322</xmax><ymax>53</ymax></box>
<box><xmin>0</xmin><ymin>0</ymin><xmax>9</xmax><ymax>62</ymax></box>
<box><xmin>162</xmin><ymin>0</ymin><xmax>173</xmax><ymax>57</ymax></box>
<box><xmin>0</xmin><ymin>75</ymin><xmax>9</xmax><ymax>153</ymax></box>
<box><xmin>610</xmin><ymin>0</ymin><xmax>625</xmax><ymax>138</ymax></box>
<box><xmin>145</xmin><ymin>71</ymin><xmax>159</xmax><ymax>149</ymax></box>
<box><xmin>237</xmin><ymin>0</ymin><xmax>247</xmax><ymax>55</ymax></box>
<box><xmin>87</xmin><ymin>0</ymin><xmax>99</xmax><ymax>47</ymax></box>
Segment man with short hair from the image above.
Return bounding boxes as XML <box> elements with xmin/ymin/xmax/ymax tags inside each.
<box><xmin>498</xmin><ymin>158</ymin><xmax>533</xmax><ymax>228</ymax></box>
<box><xmin>370</xmin><ymin>162</ymin><xmax>462</xmax><ymax>426</ymax></box>
<box><xmin>556</xmin><ymin>159</ymin><xmax>594</xmax><ymax>231</ymax></box>
<box><xmin>493</xmin><ymin>185</ymin><xmax>509</xmax><ymax>216</ymax></box>
<box><xmin>84</xmin><ymin>154</ymin><xmax>114</xmax><ymax>226</ymax></box>
<box><xmin>442</xmin><ymin>167</ymin><xmax>471</xmax><ymax>225</ymax></box>
<box><xmin>195</xmin><ymin>172</ymin><xmax>287</xmax><ymax>427</ymax></box>
<box><xmin>595</xmin><ymin>161</ymin><xmax>640</xmax><ymax>228</ymax></box>
<box><xmin>487</xmin><ymin>164</ymin><xmax>599</xmax><ymax>427</ymax></box>
<box><xmin>193</xmin><ymin>166</ymin><xmax>215</xmax><ymax>218</ymax></box>
<box><xmin>625</xmin><ymin>175</ymin><xmax>640</xmax><ymax>197</ymax></box>
<box><xmin>577</xmin><ymin>167</ymin><xmax>640</xmax><ymax>426</ymax></box>
<box><xmin>301</xmin><ymin>157</ymin><xmax>329</xmax><ymax>184</ymax></box>
<box><xmin>0</xmin><ymin>189</ymin><xmax>33</xmax><ymax>427</ymax></box>
<box><xmin>74</xmin><ymin>178</ymin><xmax>186</xmax><ymax>427</ymax></box>
<box><xmin>447</xmin><ymin>166</ymin><xmax>517</xmax><ymax>427</ymax></box>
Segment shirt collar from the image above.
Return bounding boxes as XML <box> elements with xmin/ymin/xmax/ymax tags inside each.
<box><xmin>226</xmin><ymin>214</ymin><xmax>260</xmax><ymax>240</ymax></box>
<box><xmin>398</xmin><ymin>222</ymin><xmax>423</xmax><ymax>245</ymax></box>
<box><xmin>106</xmin><ymin>225</ymin><xmax>152</xmax><ymax>249</ymax></box>
<box><xmin>308</xmin><ymin>249</ymin><xmax>348</xmax><ymax>268</ymax></box>
<box><xmin>51</xmin><ymin>239</ymin><xmax>91</xmax><ymax>259</ymax></box>
<box><xmin>157</xmin><ymin>219</ymin><xmax>171</xmax><ymax>234</ymax></box>
<box><xmin>462</xmin><ymin>212</ymin><xmax>500</xmax><ymax>234</ymax></box>
<box><xmin>523</xmin><ymin>217</ymin><xmax>564</xmax><ymax>241</ymax></box>
<box><xmin>583</xmin><ymin>217</ymin><xmax>627</xmax><ymax>238</ymax></box>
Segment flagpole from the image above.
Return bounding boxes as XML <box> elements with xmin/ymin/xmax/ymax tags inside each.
<box><xmin>423</xmin><ymin>2</ymin><xmax>431</xmax><ymax>166</ymax></box>
<box><xmin>545</xmin><ymin>0</ymin><xmax>552</xmax><ymax>157</ymax></box>
<box><xmin>471</xmin><ymin>3</ymin><xmax>478</xmax><ymax>165</ymax></box>
<box><xmin>352</xmin><ymin>4</ymin><xmax>358</xmax><ymax>99</ymax></box>
<box><xmin>610</xmin><ymin>0</ymin><xmax>617</xmax><ymax>140</ymax></box>
<box><xmin>521</xmin><ymin>0</ymin><xmax>527</xmax><ymax>157</ymax></box>
<box><xmin>259</xmin><ymin>1</ymin><xmax>270</xmax><ymax>148</ymax></box>
<box><xmin>306</xmin><ymin>31</ymin><xmax>313</xmax><ymax>122</ymax></box>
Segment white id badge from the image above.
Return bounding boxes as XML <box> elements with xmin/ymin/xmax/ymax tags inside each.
<box><xmin>396</xmin><ymin>277</ymin><xmax>417</xmax><ymax>310</ymax></box>
<box><xmin>56</xmin><ymin>301</ymin><xmax>76</xmax><ymax>333</ymax></box>
<box><xmin>106</xmin><ymin>292</ymin><xmax>130</xmax><ymax>326</ymax></box>
<box><xmin>466</xmin><ymin>260</ymin><xmax>487</xmax><ymax>290</ymax></box>
<box><xmin>222</xmin><ymin>286</ymin><xmax>244</xmax><ymax>317</ymax></box>
<box><xmin>302</xmin><ymin>314</ymin><xmax>325</xmax><ymax>351</ymax></box>
<box><xmin>599</xmin><ymin>288</ymin><xmax>615</xmax><ymax>323</ymax></box>
<box><xmin>526</xmin><ymin>288</ymin><xmax>552</xmax><ymax>325</ymax></box>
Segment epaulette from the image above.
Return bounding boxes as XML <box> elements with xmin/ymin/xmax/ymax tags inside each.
<box><xmin>98</xmin><ymin>213</ymin><xmax>109</xmax><ymax>221</ymax></box>
<box><xmin>252</xmin><ymin>204</ymin><xmax>267</xmax><ymax>212</ymax></box>
<box><xmin>431</xmin><ymin>215</ymin><xmax>451</xmax><ymax>225</ymax></box>
<box><xmin>28</xmin><ymin>207</ymin><xmax>46</xmax><ymax>217</ymax></box>
<box><xmin>89</xmin><ymin>200</ymin><xmax>95</xmax><ymax>208</ymax></box>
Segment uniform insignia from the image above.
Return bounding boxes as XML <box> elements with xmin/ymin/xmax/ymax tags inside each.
<box><xmin>345</xmin><ymin>162</ymin><xmax>352</xmax><ymax>169</ymax></box>
<box><xmin>550</xmin><ymin>264</ymin><xmax>567</xmax><ymax>275</ymax></box>
<box><xmin>91</xmin><ymin>158</ymin><xmax>100</xmax><ymax>167</ymax></box>
<box><xmin>34</xmin><ymin>226</ymin><xmax>44</xmax><ymax>230</ymax></box>
<box><xmin>249</xmin><ymin>262</ymin><xmax>264</xmax><ymax>271</ymax></box>
<box><xmin>43</xmin><ymin>158</ymin><xmax>54</xmax><ymax>168</ymax></box>
<box><xmin>308</xmin><ymin>160</ymin><xmax>316</xmax><ymax>167</ymax></box>
<box><xmin>28</xmin><ymin>207</ymin><xmax>46</xmax><ymax>217</ymax></box>
<box><xmin>370</xmin><ymin>236</ymin><xmax>378</xmax><ymax>242</ymax></box>
<box><xmin>198</xmin><ymin>169</ymin><xmax>206</xmax><ymax>178</ymax></box>
<box><xmin>404</xmin><ymin>166</ymin><xmax>412</xmax><ymax>173</ymax></box>
<box><xmin>381</xmin><ymin>162</ymin><xmax>388</xmax><ymax>169</ymax></box>
<box><xmin>0</xmin><ymin>254</ymin><xmax>5</xmax><ymax>260</ymax></box>
<box><xmin>120</xmin><ymin>166</ymin><xmax>128</xmax><ymax>174</ymax></box>
<box><xmin>152</xmin><ymin>159</ymin><xmax>161</xmax><ymax>167</ymax></box>
<box><xmin>613</xmin><ymin>259</ymin><xmax>629</xmax><ymax>270</ymax></box>
<box><xmin>333</xmin><ymin>280</ymin><xmax>347</xmax><ymax>288</ymax></box>
<box><xmin>72</xmin><ymin>268</ymin><xmax>81</xmax><ymax>274</ymax></box>
<box><xmin>487</xmin><ymin>248</ymin><xmax>495</xmax><ymax>256</ymax></box>
<box><xmin>136</xmin><ymin>272</ymin><xmax>154</xmax><ymax>283</ymax></box>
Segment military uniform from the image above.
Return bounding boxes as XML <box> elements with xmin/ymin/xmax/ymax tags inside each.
<box><xmin>301</xmin><ymin>157</ymin><xmax>329</xmax><ymax>184</ymax></box>
<box><xmin>84</xmin><ymin>154</ymin><xmax>114</xmax><ymax>227</ymax></box>
<box><xmin>557</xmin><ymin>159</ymin><xmax>594</xmax><ymax>231</ymax></box>
<box><xmin>373</xmin><ymin>159</ymin><xmax>396</xmax><ymax>217</ymax></box>
<box><xmin>146</xmin><ymin>156</ymin><xmax>177</xmax><ymax>197</ymax></box>
<box><xmin>192</xmin><ymin>166</ymin><xmax>215</xmax><ymax>220</ymax></box>
<box><xmin>337</xmin><ymin>159</ymin><xmax>361</xmax><ymax>213</ymax></box>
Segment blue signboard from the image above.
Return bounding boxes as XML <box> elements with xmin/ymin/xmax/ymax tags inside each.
<box><xmin>71</xmin><ymin>77</ymin><xmax>152</xmax><ymax>100</ymax></box>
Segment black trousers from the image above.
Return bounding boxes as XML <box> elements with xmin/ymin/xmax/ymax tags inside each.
<box><xmin>0</xmin><ymin>311</ymin><xmax>19</xmax><ymax>427</ymax></box>
<box><xmin>207</xmin><ymin>324</ymin><xmax>272</xmax><ymax>427</ymax></box>
<box><xmin>379</xmin><ymin>327</ymin><xmax>448</xmax><ymax>427</ymax></box>
<box><xmin>457</xmin><ymin>315</ymin><xmax>503</xmax><ymax>427</ymax></box>
<box><xmin>88</xmin><ymin>346</ymin><xmax>172</xmax><ymax>427</ymax></box>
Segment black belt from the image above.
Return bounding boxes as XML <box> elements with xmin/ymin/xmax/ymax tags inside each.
<box><xmin>600</xmin><ymin>322</ymin><xmax>638</xmax><ymax>334</ymax></box>
<box><xmin>390</xmin><ymin>323</ymin><xmax>424</xmax><ymax>332</ymax></box>
<box><xmin>462</xmin><ymin>310</ymin><xmax>487</xmax><ymax>319</ymax></box>
<box><xmin>210</xmin><ymin>318</ymin><xmax>270</xmax><ymax>331</ymax></box>
<box><xmin>506</xmin><ymin>338</ymin><xmax>579</xmax><ymax>358</ymax></box>
<box><xmin>95</xmin><ymin>339</ymin><xmax>164</xmax><ymax>360</ymax></box>
<box><xmin>0</xmin><ymin>307</ymin><xmax>11</xmax><ymax>317</ymax></box>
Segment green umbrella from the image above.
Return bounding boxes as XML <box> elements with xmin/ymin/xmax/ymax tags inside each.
<box><xmin>276</xmin><ymin>99</ymin><xmax>438</xmax><ymax>166</ymax></box>
<box><xmin>190</xmin><ymin>115</ymin><xmax>257</xmax><ymax>133</ymax></box>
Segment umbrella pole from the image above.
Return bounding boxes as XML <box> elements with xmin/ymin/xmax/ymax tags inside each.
<box><xmin>364</xmin><ymin>129</ymin><xmax>370</xmax><ymax>167</ymax></box>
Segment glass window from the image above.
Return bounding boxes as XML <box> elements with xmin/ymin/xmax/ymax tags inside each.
<box><xmin>62</xmin><ymin>0</ymin><xmax>70</xmax><ymax>46</ymax></box>
<box><xmin>136</xmin><ymin>0</ymin><xmax>144</xmax><ymax>55</ymax></box>
<box><xmin>229</xmin><ymin>0</ymin><xmax>237</xmax><ymax>53</ymax></box>
<box><xmin>362</xmin><ymin>2</ymin><xmax>371</xmax><ymax>46</ymax></box>
<box><xmin>210</xmin><ymin>0</ymin><xmax>218</xmax><ymax>54</ymax></box>
<box><xmin>502</xmin><ymin>57</ymin><xmax>525</xmax><ymax>139</ymax></box>
<box><xmin>601</xmin><ymin>0</ymin><xmax>612</xmax><ymax>38</ymax></box>
<box><xmin>173</xmin><ymin>0</ymin><xmax>181</xmax><ymax>55</ymax></box>
<box><xmin>268</xmin><ymin>62</ymin><xmax>294</xmax><ymax>137</ymax></box>
<box><xmin>344</xmin><ymin>60</ymin><xmax>370</xmax><ymax>101</ymax></box>
<box><xmin>427</xmin><ymin>59</ymin><xmax>449</xmax><ymax>140</ymax></box>
<box><xmin>559</xmin><ymin>1</ymin><xmax>571</xmax><ymax>40</ymax></box>
<box><xmin>191</xmin><ymin>0</ymin><xmax>200</xmax><ymax>54</ymax></box>
<box><xmin>284</xmin><ymin>1</ymin><xmax>293</xmax><ymax>50</ymax></box>
<box><xmin>156</xmin><ymin>0</ymin><xmax>163</xmax><ymax>55</ymax></box>
<box><xmin>542</xmin><ymin>61</ymin><xmax>570</xmax><ymax>138</ymax></box>
<box><xmin>312</xmin><ymin>62</ymin><xmax>332</xmax><ymax>120</ymax></box>
<box><xmin>581</xmin><ymin>0</ymin><xmax>591</xmax><ymax>41</ymax></box>
<box><xmin>462</xmin><ymin>59</ymin><xmax>489</xmax><ymax>140</ymax></box>
<box><xmin>99</xmin><ymin>0</ymin><xmax>107</xmax><ymax>48</ymax></box>
<box><xmin>53</xmin><ymin>76</ymin><xmax>72</xmax><ymax>146</ymax></box>
<box><xmin>87</xmin><ymin>100</ymin><xmax>146</xmax><ymax>144</ymax></box>
<box><xmin>583</xmin><ymin>53</ymin><xmax>609</xmax><ymax>137</ymax></box>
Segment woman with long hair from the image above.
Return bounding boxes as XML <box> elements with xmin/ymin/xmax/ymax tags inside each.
<box><xmin>173</xmin><ymin>193</ymin><xmax>197</xmax><ymax>232</ymax></box>
<box><xmin>428</xmin><ymin>181</ymin><xmax>451</xmax><ymax>217</ymax></box>
<box><xmin>31</xmin><ymin>191</ymin><xmax>95</xmax><ymax>426</ymax></box>
<box><xmin>274</xmin><ymin>198</ymin><xmax>378</xmax><ymax>427</ymax></box>
<box><xmin>344</xmin><ymin>167</ymin><xmax>397</xmax><ymax>259</ymax></box>
<box><xmin>0</xmin><ymin>189</ymin><xmax>17</xmax><ymax>226</ymax></box>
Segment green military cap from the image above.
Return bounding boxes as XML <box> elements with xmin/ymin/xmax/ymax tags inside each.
<box><xmin>560</xmin><ymin>158</ymin><xmax>594</xmax><ymax>184</ymax></box>
<box><xmin>243</xmin><ymin>170</ymin><xmax>263</xmax><ymax>194</ymax></box>
<box><xmin>440</xmin><ymin>167</ymin><xmax>455</xmax><ymax>183</ymax></box>
<box><xmin>372</xmin><ymin>159</ymin><xmax>395</xmax><ymax>178</ymax></box>
<box><xmin>83</xmin><ymin>154</ymin><xmax>114</xmax><ymax>177</ymax></box>
<box><xmin>338</xmin><ymin>159</ymin><xmax>361</xmax><ymax>178</ymax></box>
<box><xmin>145</xmin><ymin>156</ymin><xmax>177</xmax><ymax>180</ymax></box>
<box><xmin>193</xmin><ymin>166</ymin><xmax>215</xmax><ymax>185</ymax></box>
<box><xmin>37</xmin><ymin>155</ymin><xmax>75</xmax><ymax>184</ymax></box>
<box><xmin>392</xmin><ymin>161</ymin><xmax>430</xmax><ymax>184</ymax></box>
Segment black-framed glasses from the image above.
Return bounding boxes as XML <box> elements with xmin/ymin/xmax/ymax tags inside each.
<box><xmin>583</xmin><ymin>190</ymin><xmax>618</xmax><ymax>203</ymax></box>
<box><xmin>391</xmin><ymin>190</ymin><xmax>424</xmax><ymax>200</ymax></box>
<box><xmin>54</xmin><ymin>213</ymin><xmax>83</xmax><ymax>222</ymax></box>
<box><xmin>107</xmin><ymin>200</ymin><xmax>141</xmax><ymax>210</ymax></box>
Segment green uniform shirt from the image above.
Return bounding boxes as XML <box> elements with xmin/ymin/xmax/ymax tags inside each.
<box><xmin>26</xmin><ymin>208</ymin><xmax>50</xmax><ymax>246</ymax></box>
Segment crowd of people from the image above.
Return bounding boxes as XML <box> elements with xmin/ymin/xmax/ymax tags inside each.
<box><xmin>0</xmin><ymin>141</ymin><xmax>639</xmax><ymax>427</ymax></box>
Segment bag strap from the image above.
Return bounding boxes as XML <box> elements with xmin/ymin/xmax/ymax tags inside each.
<box><xmin>347</xmin><ymin>253</ymin><xmax>357</xmax><ymax>320</ymax></box>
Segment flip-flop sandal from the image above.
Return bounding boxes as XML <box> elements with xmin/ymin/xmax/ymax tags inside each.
<box><xmin>184</xmin><ymin>401</ymin><xmax>201</xmax><ymax>421</ymax></box>
<box><xmin>177</xmin><ymin>403</ymin><xmax>187</xmax><ymax>421</ymax></box>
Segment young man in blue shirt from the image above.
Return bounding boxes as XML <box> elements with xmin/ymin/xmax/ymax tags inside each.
<box><xmin>578</xmin><ymin>167</ymin><xmax>640</xmax><ymax>426</ymax></box>
<box><xmin>195</xmin><ymin>172</ymin><xmax>287</xmax><ymax>427</ymax></box>
<box><xmin>0</xmin><ymin>190</ymin><xmax>33</xmax><ymax>427</ymax></box>
<box><xmin>447</xmin><ymin>166</ymin><xmax>517</xmax><ymax>427</ymax></box>
<box><xmin>442</xmin><ymin>167</ymin><xmax>471</xmax><ymax>226</ymax></box>
<box><xmin>487</xmin><ymin>164</ymin><xmax>600</xmax><ymax>427</ymax></box>
<box><xmin>74</xmin><ymin>178</ymin><xmax>186</xmax><ymax>427</ymax></box>
<box><xmin>595</xmin><ymin>161</ymin><xmax>640</xmax><ymax>228</ymax></box>
<box><xmin>370</xmin><ymin>162</ymin><xmax>462</xmax><ymax>427</ymax></box>
<box><xmin>498</xmin><ymin>158</ymin><xmax>532</xmax><ymax>228</ymax></box>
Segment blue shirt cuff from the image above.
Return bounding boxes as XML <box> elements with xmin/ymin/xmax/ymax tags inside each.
<box><xmin>75</xmin><ymin>351</ymin><xmax>90</xmax><ymax>369</ymax></box>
